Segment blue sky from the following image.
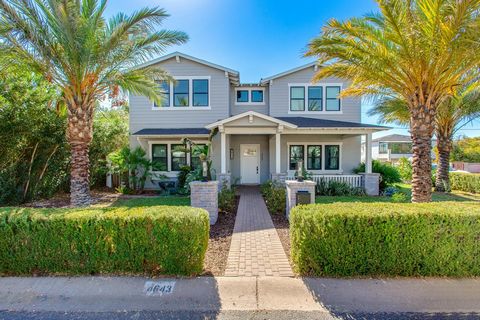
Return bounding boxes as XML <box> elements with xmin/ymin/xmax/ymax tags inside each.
<box><xmin>106</xmin><ymin>0</ymin><xmax>479</xmax><ymax>138</ymax></box>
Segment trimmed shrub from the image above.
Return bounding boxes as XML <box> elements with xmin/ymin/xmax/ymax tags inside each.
<box><xmin>261</xmin><ymin>180</ymin><xmax>286</xmax><ymax>214</ymax></box>
<box><xmin>219</xmin><ymin>184</ymin><xmax>236</xmax><ymax>213</ymax></box>
<box><xmin>450</xmin><ymin>172</ymin><xmax>480</xmax><ymax>193</ymax></box>
<box><xmin>0</xmin><ymin>206</ymin><xmax>209</xmax><ymax>276</ymax></box>
<box><xmin>316</xmin><ymin>179</ymin><xmax>366</xmax><ymax>196</ymax></box>
<box><xmin>291</xmin><ymin>202</ymin><xmax>480</xmax><ymax>277</ymax></box>
<box><xmin>354</xmin><ymin>160</ymin><xmax>402</xmax><ymax>191</ymax></box>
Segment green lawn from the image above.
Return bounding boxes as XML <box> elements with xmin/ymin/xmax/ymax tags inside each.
<box><xmin>110</xmin><ymin>196</ymin><xmax>190</xmax><ymax>208</ymax></box>
<box><xmin>316</xmin><ymin>184</ymin><xmax>480</xmax><ymax>204</ymax></box>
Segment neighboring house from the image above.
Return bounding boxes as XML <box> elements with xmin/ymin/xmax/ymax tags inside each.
<box><xmin>362</xmin><ymin>134</ymin><xmax>436</xmax><ymax>164</ymax></box>
<box><xmin>129</xmin><ymin>52</ymin><xmax>388</xmax><ymax>189</ymax></box>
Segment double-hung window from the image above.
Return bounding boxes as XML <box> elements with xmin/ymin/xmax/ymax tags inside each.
<box><xmin>307</xmin><ymin>145</ymin><xmax>322</xmax><ymax>170</ymax></box>
<box><xmin>251</xmin><ymin>90</ymin><xmax>264</xmax><ymax>103</ymax></box>
<box><xmin>151</xmin><ymin>144</ymin><xmax>168</xmax><ymax>171</ymax></box>
<box><xmin>171</xmin><ymin>144</ymin><xmax>187</xmax><ymax>171</ymax></box>
<box><xmin>190</xmin><ymin>144</ymin><xmax>206</xmax><ymax>170</ymax></box>
<box><xmin>236</xmin><ymin>90</ymin><xmax>249</xmax><ymax>103</ymax></box>
<box><xmin>154</xmin><ymin>80</ymin><xmax>170</xmax><ymax>107</ymax></box>
<box><xmin>308</xmin><ymin>87</ymin><xmax>322</xmax><ymax>111</ymax></box>
<box><xmin>173</xmin><ymin>80</ymin><xmax>189</xmax><ymax>107</ymax></box>
<box><xmin>289</xmin><ymin>145</ymin><xmax>304</xmax><ymax>170</ymax></box>
<box><xmin>325</xmin><ymin>145</ymin><xmax>340</xmax><ymax>170</ymax></box>
<box><xmin>290</xmin><ymin>87</ymin><xmax>305</xmax><ymax>111</ymax></box>
<box><xmin>379</xmin><ymin>142</ymin><xmax>388</xmax><ymax>154</ymax></box>
<box><xmin>326</xmin><ymin>86</ymin><xmax>341</xmax><ymax>111</ymax></box>
<box><xmin>193</xmin><ymin>79</ymin><xmax>208</xmax><ymax>106</ymax></box>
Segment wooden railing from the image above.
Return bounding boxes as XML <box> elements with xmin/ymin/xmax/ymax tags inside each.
<box><xmin>286</xmin><ymin>174</ymin><xmax>364</xmax><ymax>188</ymax></box>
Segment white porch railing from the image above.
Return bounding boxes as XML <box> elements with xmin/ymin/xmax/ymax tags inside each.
<box><xmin>286</xmin><ymin>174</ymin><xmax>364</xmax><ymax>188</ymax></box>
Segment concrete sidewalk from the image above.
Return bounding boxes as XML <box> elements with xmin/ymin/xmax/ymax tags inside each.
<box><xmin>1</xmin><ymin>276</ymin><xmax>480</xmax><ymax>319</ymax></box>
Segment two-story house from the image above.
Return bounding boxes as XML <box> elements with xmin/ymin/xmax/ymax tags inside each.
<box><xmin>130</xmin><ymin>52</ymin><xmax>388</xmax><ymax>189</ymax></box>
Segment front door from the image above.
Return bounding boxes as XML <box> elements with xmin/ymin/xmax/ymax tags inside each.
<box><xmin>240</xmin><ymin>144</ymin><xmax>260</xmax><ymax>184</ymax></box>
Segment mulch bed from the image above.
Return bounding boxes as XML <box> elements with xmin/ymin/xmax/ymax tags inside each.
<box><xmin>202</xmin><ymin>196</ymin><xmax>239</xmax><ymax>276</ymax></box>
<box><xmin>271</xmin><ymin>213</ymin><xmax>292</xmax><ymax>263</ymax></box>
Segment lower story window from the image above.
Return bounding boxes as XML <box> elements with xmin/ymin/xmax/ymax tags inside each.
<box><xmin>152</xmin><ymin>144</ymin><xmax>168</xmax><ymax>171</ymax></box>
<box><xmin>289</xmin><ymin>145</ymin><xmax>304</xmax><ymax>170</ymax></box>
<box><xmin>325</xmin><ymin>145</ymin><xmax>340</xmax><ymax>170</ymax></box>
<box><xmin>171</xmin><ymin>144</ymin><xmax>187</xmax><ymax>171</ymax></box>
<box><xmin>190</xmin><ymin>144</ymin><xmax>206</xmax><ymax>170</ymax></box>
<box><xmin>307</xmin><ymin>145</ymin><xmax>322</xmax><ymax>170</ymax></box>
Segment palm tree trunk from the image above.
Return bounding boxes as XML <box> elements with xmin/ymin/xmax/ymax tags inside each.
<box><xmin>434</xmin><ymin>134</ymin><xmax>452</xmax><ymax>192</ymax></box>
<box><xmin>67</xmin><ymin>99</ymin><xmax>94</xmax><ymax>206</ymax></box>
<box><xmin>410</xmin><ymin>106</ymin><xmax>435</xmax><ymax>203</ymax></box>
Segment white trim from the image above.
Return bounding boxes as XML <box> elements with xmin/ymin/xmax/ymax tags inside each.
<box><xmin>234</xmin><ymin>87</ymin><xmax>266</xmax><ymax>106</ymax></box>
<box><xmin>205</xmin><ymin>111</ymin><xmax>297</xmax><ymax>130</ymax></box>
<box><xmin>275</xmin><ymin>133</ymin><xmax>281</xmax><ymax>174</ymax></box>
<box><xmin>221</xmin><ymin>132</ymin><xmax>227</xmax><ymax>174</ymax></box>
<box><xmin>287</xmin><ymin>142</ymin><xmax>344</xmax><ymax>175</ymax></box>
<box><xmin>260</xmin><ymin>62</ymin><xmax>318</xmax><ymax>84</ymax></box>
<box><xmin>152</xmin><ymin>76</ymin><xmax>211</xmax><ymax>110</ymax></box>
<box><xmin>288</xmin><ymin>83</ymin><xmax>343</xmax><ymax>114</ymax></box>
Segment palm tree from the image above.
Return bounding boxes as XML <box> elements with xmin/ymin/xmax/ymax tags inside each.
<box><xmin>0</xmin><ymin>0</ymin><xmax>188</xmax><ymax>206</ymax></box>
<box><xmin>306</xmin><ymin>0</ymin><xmax>480</xmax><ymax>202</ymax></box>
<box><xmin>369</xmin><ymin>89</ymin><xmax>480</xmax><ymax>191</ymax></box>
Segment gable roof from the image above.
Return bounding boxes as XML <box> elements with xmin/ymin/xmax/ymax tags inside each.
<box><xmin>260</xmin><ymin>62</ymin><xmax>318</xmax><ymax>84</ymax></box>
<box><xmin>134</xmin><ymin>52</ymin><xmax>240</xmax><ymax>85</ymax></box>
<box><xmin>372</xmin><ymin>134</ymin><xmax>411</xmax><ymax>142</ymax></box>
<box><xmin>206</xmin><ymin>111</ymin><xmax>298</xmax><ymax>130</ymax></box>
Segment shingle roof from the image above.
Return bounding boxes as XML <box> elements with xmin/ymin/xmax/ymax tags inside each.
<box><xmin>276</xmin><ymin>117</ymin><xmax>389</xmax><ymax>129</ymax></box>
<box><xmin>132</xmin><ymin>128</ymin><xmax>210</xmax><ymax>136</ymax></box>
<box><xmin>372</xmin><ymin>134</ymin><xmax>411</xmax><ymax>142</ymax></box>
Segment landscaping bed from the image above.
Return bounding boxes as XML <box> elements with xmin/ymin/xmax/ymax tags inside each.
<box><xmin>271</xmin><ymin>213</ymin><xmax>291</xmax><ymax>263</ymax></box>
<box><xmin>290</xmin><ymin>202</ymin><xmax>480</xmax><ymax>277</ymax></box>
<box><xmin>203</xmin><ymin>196</ymin><xmax>239</xmax><ymax>276</ymax></box>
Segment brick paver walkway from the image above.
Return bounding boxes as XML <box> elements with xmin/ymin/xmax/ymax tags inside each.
<box><xmin>224</xmin><ymin>186</ymin><xmax>294</xmax><ymax>277</ymax></box>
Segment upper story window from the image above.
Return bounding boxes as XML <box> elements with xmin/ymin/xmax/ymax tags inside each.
<box><xmin>173</xmin><ymin>80</ymin><xmax>189</xmax><ymax>107</ymax></box>
<box><xmin>251</xmin><ymin>90</ymin><xmax>264</xmax><ymax>103</ymax></box>
<box><xmin>153</xmin><ymin>77</ymin><xmax>210</xmax><ymax>110</ymax></box>
<box><xmin>237</xmin><ymin>90</ymin><xmax>249</xmax><ymax>103</ymax></box>
<box><xmin>289</xmin><ymin>84</ymin><xmax>342</xmax><ymax>113</ymax></box>
<box><xmin>235</xmin><ymin>87</ymin><xmax>265</xmax><ymax>105</ymax></box>
<box><xmin>154</xmin><ymin>80</ymin><xmax>170</xmax><ymax>107</ymax></box>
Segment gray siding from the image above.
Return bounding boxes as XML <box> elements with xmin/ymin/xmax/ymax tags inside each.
<box><xmin>229</xmin><ymin>87</ymin><xmax>269</xmax><ymax>116</ymax></box>
<box><xmin>268</xmin><ymin>66</ymin><xmax>362</xmax><ymax>122</ymax></box>
<box><xmin>129</xmin><ymin>57</ymin><xmax>230</xmax><ymax>134</ymax></box>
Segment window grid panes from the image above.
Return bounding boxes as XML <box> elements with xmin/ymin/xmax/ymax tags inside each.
<box><xmin>325</xmin><ymin>145</ymin><xmax>340</xmax><ymax>170</ymax></box>
<box><xmin>307</xmin><ymin>145</ymin><xmax>322</xmax><ymax>170</ymax></box>
<box><xmin>190</xmin><ymin>144</ymin><xmax>206</xmax><ymax>170</ymax></box>
<box><xmin>251</xmin><ymin>90</ymin><xmax>264</xmax><ymax>103</ymax></box>
<box><xmin>173</xmin><ymin>80</ymin><xmax>189</xmax><ymax>106</ymax></box>
<box><xmin>171</xmin><ymin>144</ymin><xmax>187</xmax><ymax>171</ymax></box>
<box><xmin>326</xmin><ymin>86</ymin><xmax>341</xmax><ymax>111</ymax></box>
<box><xmin>308</xmin><ymin>87</ymin><xmax>322</xmax><ymax>111</ymax></box>
<box><xmin>152</xmin><ymin>144</ymin><xmax>168</xmax><ymax>171</ymax></box>
<box><xmin>379</xmin><ymin>142</ymin><xmax>388</xmax><ymax>154</ymax></box>
<box><xmin>193</xmin><ymin>79</ymin><xmax>208</xmax><ymax>107</ymax></box>
<box><xmin>237</xmin><ymin>90</ymin><xmax>249</xmax><ymax>103</ymax></box>
<box><xmin>154</xmin><ymin>80</ymin><xmax>170</xmax><ymax>107</ymax></box>
<box><xmin>289</xmin><ymin>145</ymin><xmax>304</xmax><ymax>170</ymax></box>
<box><xmin>290</xmin><ymin>87</ymin><xmax>305</xmax><ymax>111</ymax></box>
<box><xmin>390</xmin><ymin>142</ymin><xmax>412</xmax><ymax>154</ymax></box>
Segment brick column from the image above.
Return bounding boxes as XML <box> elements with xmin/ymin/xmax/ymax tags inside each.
<box><xmin>190</xmin><ymin>181</ymin><xmax>218</xmax><ymax>225</ymax></box>
<box><xmin>285</xmin><ymin>180</ymin><xmax>316</xmax><ymax>219</ymax></box>
<box><xmin>360</xmin><ymin>173</ymin><xmax>380</xmax><ymax>196</ymax></box>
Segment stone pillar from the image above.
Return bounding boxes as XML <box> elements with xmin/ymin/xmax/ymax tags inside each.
<box><xmin>190</xmin><ymin>181</ymin><xmax>218</xmax><ymax>225</ymax></box>
<box><xmin>271</xmin><ymin>173</ymin><xmax>287</xmax><ymax>185</ymax></box>
<box><xmin>360</xmin><ymin>173</ymin><xmax>380</xmax><ymax>196</ymax></box>
<box><xmin>217</xmin><ymin>173</ymin><xmax>231</xmax><ymax>189</ymax></box>
<box><xmin>285</xmin><ymin>180</ymin><xmax>316</xmax><ymax>219</ymax></box>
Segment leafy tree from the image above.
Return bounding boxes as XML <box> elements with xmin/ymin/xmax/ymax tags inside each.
<box><xmin>0</xmin><ymin>0</ymin><xmax>188</xmax><ymax>206</ymax></box>
<box><xmin>0</xmin><ymin>65</ymin><xmax>68</xmax><ymax>205</ymax></box>
<box><xmin>368</xmin><ymin>89</ymin><xmax>480</xmax><ymax>191</ymax></box>
<box><xmin>306</xmin><ymin>0</ymin><xmax>480</xmax><ymax>202</ymax></box>
<box><xmin>451</xmin><ymin>137</ymin><xmax>480</xmax><ymax>163</ymax></box>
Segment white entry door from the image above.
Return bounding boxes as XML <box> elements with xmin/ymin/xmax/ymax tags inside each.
<box><xmin>240</xmin><ymin>144</ymin><xmax>260</xmax><ymax>184</ymax></box>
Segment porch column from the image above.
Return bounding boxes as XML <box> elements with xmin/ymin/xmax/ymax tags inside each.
<box><xmin>220</xmin><ymin>130</ymin><xmax>226</xmax><ymax>174</ymax></box>
<box><xmin>275</xmin><ymin>132</ymin><xmax>281</xmax><ymax>173</ymax></box>
<box><xmin>365</xmin><ymin>133</ymin><xmax>372</xmax><ymax>174</ymax></box>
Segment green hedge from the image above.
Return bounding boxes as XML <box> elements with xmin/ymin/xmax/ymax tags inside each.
<box><xmin>450</xmin><ymin>172</ymin><xmax>480</xmax><ymax>193</ymax></box>
<box><xmin>291</xmin><ymin>202</ymin><xmax>480</xmax><ymax>277</ymax></box>
<box><xmin>0</xmin><ymin>206</ymin><xmax>209</xmax><ymax>276</ymax></box>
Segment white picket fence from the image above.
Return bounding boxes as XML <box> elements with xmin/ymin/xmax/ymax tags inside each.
<box><xmin>286</xmin><ymin>174</ymin><xmax>364</xmax><ymax>188</ymax></box>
